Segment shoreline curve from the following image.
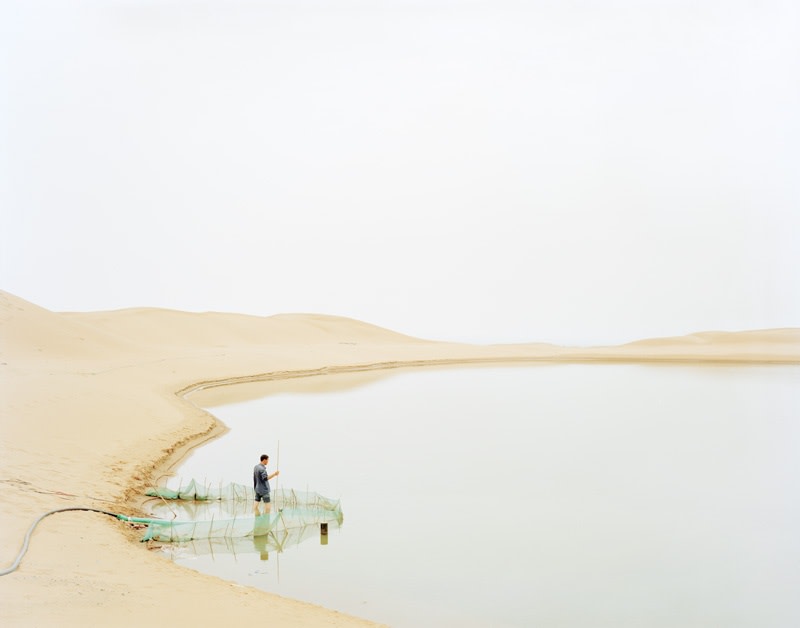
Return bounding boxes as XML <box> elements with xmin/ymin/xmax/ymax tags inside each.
<box><xmin>1</xmin><ymin>291</ymin><xmax>798</xmax><ymax>627</ymax></box>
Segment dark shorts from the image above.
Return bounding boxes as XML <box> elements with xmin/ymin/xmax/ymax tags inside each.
<box><xmin>255</xmin><ymin>493</ymin><xmax>271</xmax><ymax>503</ymax></box>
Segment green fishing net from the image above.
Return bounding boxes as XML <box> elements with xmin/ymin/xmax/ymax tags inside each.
<box><xmin>141</xmin><ymin>481</ymin><xmax>342</xmax><ymax>543</ymax></box>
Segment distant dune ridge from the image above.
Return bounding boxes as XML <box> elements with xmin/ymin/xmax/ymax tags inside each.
<box><xmin>1</xmin><ymin>289</ymin><xmax>798</xmax><ymax>628</ymax></box>
<box><xmin>561</xmin><ymin>327</ymin><xmax>800</xmax><ymax>362</ymax></box>
<box><xmin>1</xmin><ymin>294</ymin><xmax>416</xmax><ymax>358</ymax></box>
<box><xmin>2</xmin><ymin>290</ymin><xmax>797</xmax><ymax>362</ymax></box>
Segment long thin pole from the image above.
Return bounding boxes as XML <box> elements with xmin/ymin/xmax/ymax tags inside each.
<box><xmin>275</xmin><ymin>440</ymin><xmax>280</xmax><ymax>508</ymax></box>
<box><xmin>275</xmin><ymin>440</ymin><xmax>288</xmax><ymax>530</ymax></box>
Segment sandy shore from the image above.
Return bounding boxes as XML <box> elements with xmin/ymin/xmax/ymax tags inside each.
<box><xmin>1</xmin><ymin>290</ymin><xmax>798</xmax><ymax>627</ymax></box>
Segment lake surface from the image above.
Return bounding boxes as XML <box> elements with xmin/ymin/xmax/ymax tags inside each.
<box><xmin>148</xmin><ymin>364</ymin><xmax>800</xmax><ymax>627</ymax></box>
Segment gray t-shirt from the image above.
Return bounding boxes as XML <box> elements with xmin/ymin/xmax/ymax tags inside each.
<box><xmin>253</xmin><ymin>463</ymin><xmax>270</xmax><ymax>496</ymax></box>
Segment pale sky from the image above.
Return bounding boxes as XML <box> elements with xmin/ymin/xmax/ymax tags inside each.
<box><xmin>2</xmin><ymin>0</ymin><xmax>798</xmax><ymax>345</ymax></box>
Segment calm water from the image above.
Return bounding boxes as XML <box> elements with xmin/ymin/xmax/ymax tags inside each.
<box><xmin>149</xmin><ymin>364</ymin><xmax>800</xmax><ymax>627</ymax></box>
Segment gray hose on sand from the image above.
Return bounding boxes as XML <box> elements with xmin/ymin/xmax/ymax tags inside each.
<box><xmin>0</xmin><ymin>507</ymin><xmax>125</xmax><ymax>576</ymax></box>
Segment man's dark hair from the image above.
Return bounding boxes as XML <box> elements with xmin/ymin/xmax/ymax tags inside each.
<box><xmin>260</xmin><ymin>454</ymin><xmax>269</xmax><ymax>462</ymax></box>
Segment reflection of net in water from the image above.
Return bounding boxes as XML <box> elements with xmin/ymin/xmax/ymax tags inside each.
<box><xmin>142</xmin><ymin>481</ymin><xmax>342</xmax><ymax>543</ymax></box>
<box><xmin>154</xmin><ymin>516</ymin><xmax>342</xmax><ymax>561</ymax></box>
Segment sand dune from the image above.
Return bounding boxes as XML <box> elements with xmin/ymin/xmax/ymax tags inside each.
<box><xmin>1</xmin><ymin>290</ymin><xmax>797</xmax><ymax>627</ymax></box>
<box><xmin>622</xmin><ymin>328</ymin><xmax>800</xmax><ymax>347</ymax></box>
<box><xmin>1</xmin><ymin>292</ymin><xmax>141</xmax><ymax>359</ymax></box>
<box><xmin>566</xmin><ymin>328</ymin><xmax>800</xmax><ymax>362</ymax></box>
<box><xmin>66</xmin><ymin>308</ymin><xmax>422</xmax><ymax>348</ymax></box>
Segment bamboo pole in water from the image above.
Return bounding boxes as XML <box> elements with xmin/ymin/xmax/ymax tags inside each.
<box><xmin>275</xmin><ymin>440</ymin><xmax>280</xmax><ymax>507</ymax></box>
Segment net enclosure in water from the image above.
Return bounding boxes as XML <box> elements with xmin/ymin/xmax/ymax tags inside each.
<box><xmin>141</xmin><ymin>481</ymin><xmax>342</xmax><ymax>543</ymax></box>
<box><xmin>146</xmin><ymin>478</ymin><xmax>339</xmax><ymax>509</ymax></box>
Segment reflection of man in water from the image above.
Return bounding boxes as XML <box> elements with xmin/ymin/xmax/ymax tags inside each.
<box><xmin>253</xmin><ymin>454</ymin><xmax>279</xmax><ymax>516</ymax></box>
<box><xmin>253</xmin><ymin>532</ymin><xmax>269</xmax><ymax>560</ymax></box>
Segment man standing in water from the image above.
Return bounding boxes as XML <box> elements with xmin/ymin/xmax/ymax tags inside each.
<box><xmin>253</xmin><ymin>454</ymin><xmax>279</xmax><ymax>516</ymax></box>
